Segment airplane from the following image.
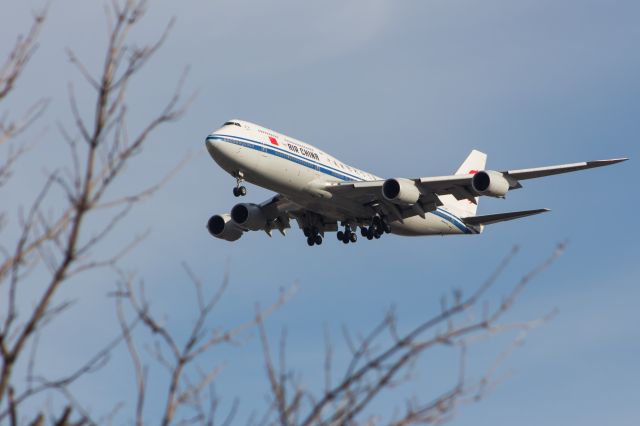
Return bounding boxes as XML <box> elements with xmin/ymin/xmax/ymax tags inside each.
<box><xmin>204</xmin><ymin>119</ymin><xmax>627</xmax><ymax>246</ymax></box>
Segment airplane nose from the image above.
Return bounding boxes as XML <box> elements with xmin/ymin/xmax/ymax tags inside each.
<box><xmin>205</xmin><ymin>135</ymin><xmax>220</xmax><ymax>154</ymax></box>
<box><xmin>205</xmin><ymin>134</ymin><xmax>235</xmax><ymax>164</ymax></box>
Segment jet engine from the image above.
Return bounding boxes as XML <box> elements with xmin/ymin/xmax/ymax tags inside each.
<box><xmin>207</xmin><ymin>214</ymin><xmax>243</xmax><ymax>241</ymax></box>
<box><xmin>471</xmin><ymin>170</ymin><xmax>510</xmax><ymax>197</ymax></box>
<box><xmin>230</xmin><ymin>203</ymin><xmax>267</xmax><ymax>231</ymax></box>
<box><xmin>382</xmin><ymin>178</ymin><xmax>421</xmax><ymax>205</ymax></box>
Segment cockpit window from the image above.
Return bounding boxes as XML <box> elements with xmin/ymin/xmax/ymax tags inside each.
<box><xmin>223</xmin><ymin>121</ymin><xmax>241</xmax><ymax>127</ymax></box>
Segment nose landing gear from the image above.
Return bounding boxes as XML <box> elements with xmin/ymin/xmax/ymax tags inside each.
<box><xmin>232</xmin><ymin>173</ymin><xmax>247</xmax><ymax>197</ymax></box>
<box><xmin>233</xmin><ymin>186</ymin><xmax>247</xmax><ymax>197</ymax></box>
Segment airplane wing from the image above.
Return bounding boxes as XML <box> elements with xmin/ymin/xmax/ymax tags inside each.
<box><xmin>324</xmin><ymin>157</ymin><xmax>627</xmax><ymax>221</ymax></box>
<box><xmin>250</xmin><ymin>194</ymin><xmax>339</xmax><ymax>235</ymax></box>
<box><xmin>326</xmin><ymin>175</ymin><xmax>474</xmax><ymax>207</ymax></box>
<box><xmin>325</xmin><ymin>176</ymin><xmax>477</xmax><ymax>222</ymax></box>
<box><xmin>502</xmin><ymin>158</ymin><xmax>627</xmax><ymax>181</ymax></box>
<box><xmin>255</xmin><ymin>194</ymin><xmax>298</xmax><ymax>235</ymax></box>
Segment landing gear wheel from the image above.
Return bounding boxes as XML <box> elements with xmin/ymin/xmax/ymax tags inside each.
<box><xmin>233</xmin><ymin>173</ymin><xmax>246</xmax><ymax>197</ymax></box>
<box><xmin>342</xmin><ymin>236</ymin><xmax>350</xmax><ymax>244</ymax></box>
<box><xmin>382</xmin><ymin>222</ymin><xmax>391</xmax><ymax>234</ymax></box>
<box><xmin>350</xmin><ymin>233</ymin><xmax>357</xmax><ymax>243</ymax></box>
<box><xmin>360</xmin><ymin>227</ymin><xmax>368</xmax><ymax>237</ymax></box>
<box><xmin>314</xmin><ymin>235</ymin><xmax>323</xmax><ymax>245</ymax></box>
<box><xmin>374</xmin><ymin>233</ymin><xmax>381</xmax><ymax>239</ymax></box>
<box><xmin>307</xmin><ymin>236</ymin><xmax>315</xmax><ymax>246</ymax></box>
<box><xmin>337</xmin><ymin>231</ymin><xmax>344</xmax><ymax>241</ymax></box>
<box><xmin>367</xmin><ymin>233</ymin><xmax>373</xmax><ymax>240</ymax></box>
<box><xmin>303</xmin><ymin>228</ymin><xmax>311</xmax><ymax>237</ymax></box>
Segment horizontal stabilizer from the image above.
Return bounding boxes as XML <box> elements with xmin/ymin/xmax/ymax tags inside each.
<box><xmin>462</xmin><ymin>208</ymin><xmax>550</xmax><ymax>226</ymax></box>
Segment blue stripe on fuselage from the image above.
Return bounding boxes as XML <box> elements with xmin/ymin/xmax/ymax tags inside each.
<box><xmin>207</xmin><ymin>133</ymin><xmax>476</xmax><ymax>234</ymax></box>
<box><xmin>432</xmin><ymin>208</ymin><xmax>475</xmax><ymax>234</ymax></box>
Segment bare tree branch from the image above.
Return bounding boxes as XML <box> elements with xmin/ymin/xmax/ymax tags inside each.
<box><xmin>0</xmin><ymin>10</ymin><xmax>45</xmax><ymax>102</ymax></box>
<box><xmin>0</xmin><ymin>1</ymin><xmax>190</xmax><ymax>420</ymax></box>
<box><xmin>115</xmin><ymin>265</ymin><xmax>296</xmax><ymax>426</ymax></box>
<box><xmin>253</xmin><ymin>244</ymin><xmax>563</xmax><ymax>426</ymax></box>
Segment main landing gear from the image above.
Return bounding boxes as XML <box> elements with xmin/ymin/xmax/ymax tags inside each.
<box><xmin>336</xmin><ymin>225</ymin><xmax>358</xmax><ymax>244</ymax></box>
<box><xmin>305</xmin><ymin>217</ymin><xmax>391</xmax><ymax>247</ymax></box>
<box><xmin>360</xmin><ymin>217</ymin><xmax>391</xmax><ymax>241</ymax></box>
<box><xmin>304</xmin><ymin>227</ymin><xmax>323</xmax><ymax>246</ymax></box>
<box><xmin>232</xmin><ymin>173</ymin><xmax>247</xmax><ymax>197</ymax></box>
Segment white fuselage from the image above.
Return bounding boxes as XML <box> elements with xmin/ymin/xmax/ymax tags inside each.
<box><xmin>205</xmin><ymin>120</ymin><xmax>477</xmax><ymax>236</ymax></box>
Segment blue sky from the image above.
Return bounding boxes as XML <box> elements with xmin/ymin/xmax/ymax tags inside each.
<box><xmin>2</xmin><ymin>0</ymin><xmax>639</xmax><ymax>424</ymax></box>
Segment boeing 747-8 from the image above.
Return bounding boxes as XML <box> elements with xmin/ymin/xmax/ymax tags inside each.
<box><xmin>205</xmin><ymin>120</ymin><xmax>626</xmax><ymax>246</ymax></box>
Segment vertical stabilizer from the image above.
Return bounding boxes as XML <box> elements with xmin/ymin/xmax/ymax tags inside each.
<box><xmin>441</xmin><ymin>150</ymin><xmax>487</xmax><ymax>217</ymax></box>
<box><xmin>455</xmin><ymin>149</ymin><xmax>487</xmax><ymax>176</ymax></box>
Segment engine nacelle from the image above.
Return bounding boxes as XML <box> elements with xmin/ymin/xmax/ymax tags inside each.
<box><xmin>471</xmin><ymin>170</ymin><xmax>510</xmax><ymax>197</ymax></box>
<box><xmin>230</xmin><ymin>203</ymin><xmax>267</xmax><ymax>231</ymax></box>
<box><xmin>382</xmin><ymin>178</ymin><xmax>421</xmax><ymax>205</ymax></box>
<box><xmin>207</xmin><ymin>214</ymin><xmax>243</xmax><ymax>241</ymax></box>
